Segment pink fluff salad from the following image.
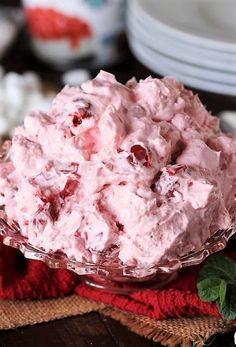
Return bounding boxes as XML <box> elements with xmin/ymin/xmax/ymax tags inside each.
<box><xmin>0</xmin><ymin>71</ymin><xmax>236</xmax><ymax>268</ymax></box>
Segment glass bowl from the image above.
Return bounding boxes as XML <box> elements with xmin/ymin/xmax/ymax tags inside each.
<box><xmin>0</xmin><ymin>141</ymin><xmax>236</xmax><ymax>293</ymax></box>
<box><xmin>0</xmin><ymin>210</ymin><xmax>236</xmax><ymax>293</ymax></box>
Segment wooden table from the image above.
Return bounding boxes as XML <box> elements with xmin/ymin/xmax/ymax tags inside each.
<box><xmin>0</xmin><ymin>2</ymin><xmax>236</xmax><ymax>346</ymax></box>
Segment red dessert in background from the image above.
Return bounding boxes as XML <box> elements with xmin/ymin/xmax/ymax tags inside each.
<box><xmin>25</xmin><ymin>8</ymin><xmax>92</xmax><ymax>48</ymax></box>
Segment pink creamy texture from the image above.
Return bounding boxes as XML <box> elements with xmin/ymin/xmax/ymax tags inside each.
<box><xmin>0</xmin><ymin>71</ymin><xmax>236</xmax><ymax>268</ymax></box>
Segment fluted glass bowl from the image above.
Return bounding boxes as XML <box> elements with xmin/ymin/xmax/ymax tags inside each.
<box><xmin>0</xmin><ymin>211</ymin><xmax>236</xmax><ymax>293</ymax></box>
<box><xmin>0</xmin><ymin>141</ymin><xmax>236</xmax><ymax>293</ymax></box>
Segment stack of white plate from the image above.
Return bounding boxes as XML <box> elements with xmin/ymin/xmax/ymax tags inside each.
<box><xmin>127</xmin><ymin>0</ymin><xmax>236</xmax><ymax>95</ymax></box>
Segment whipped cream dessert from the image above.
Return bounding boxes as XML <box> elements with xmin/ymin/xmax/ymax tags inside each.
<box><xmin>0</xmin><ymin>71</ymin><xmax>235</xmax><ymax>269</ymax></box>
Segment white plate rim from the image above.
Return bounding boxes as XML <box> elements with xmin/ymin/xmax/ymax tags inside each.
<box><xmin>127</xmin><ymin>7</ymin><xmax>236</xmax><ymax>73</ymax></box>
<box><xmin>129</xmin><ymin>36</ymin><xmax>236</xmax><ymax>96</ymax></box>
<box><xmin>132</xmin><ymin>0</ymin><xmax>236</xmax><ymax>53</ymax></box>
<box><xmin>127</xmin><ymin>23</ymin><xmax>236</xmax><ymax>82</ymax></box>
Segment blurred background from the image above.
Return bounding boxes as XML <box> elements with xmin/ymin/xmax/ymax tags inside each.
<box><xmin>0</xmin><ymin>0</ymin><xmax>236</xmax><ymax>140</ymax></box>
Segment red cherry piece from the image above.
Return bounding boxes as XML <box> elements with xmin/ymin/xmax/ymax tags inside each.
<box><xmin>75</xmin><ymin>230</ymin><xmax>81</xmax><ymax>237</ymax></box>
<box><xmin>126</xmin><ymin>144</ymin><xmax>151</xmax><ymax>167</ymax></box>
<box><xmin>116</xmin><ymin>222</ymin><xmax>124</xmax><ymax>232</ymax></box>
<box><xmin>150</xmin><ymin>183</ymin><xmax>156</xmax><ymax>192</ymax></box>
<box><xmin>72</xmin><ymin>109</ymin><xmax>92</xmax><ymax>127</ymax></box>
<box><xmin>118</xmin><ymin>181</ymin><xmax>127</xmax><ymax>186</ymax></box>
<box><xmin>131</xmin><ymin>145</ymin><xmax>147</xmax><ymax>161</ymax></box>
<box><xmin>167</xmin><ymin>188</ymin><xmax>175</xmax><ymax>198</ymax></box>
<box><xmin>48</xmin><ymin>200</ymin><xmax>60</xmax><ymax>222</ymax></box>
<box><xmin>127</xmin><ymin>154</ymin><xmax>134</xmax><ymax>164</ymax></box>
<box><xmin>60</xmin><ymin>179</ymin><xmax>78</xmax><ymax>199</ymax></box>
<box><xmin>72</xmin><ymin>114</ymin><xmax>82</xmax><ymax>127</ymax></box>
<box><xmin>128</xmin><ymin>144</ymin><xmax>152</xmax><ymax>167</ymax></box>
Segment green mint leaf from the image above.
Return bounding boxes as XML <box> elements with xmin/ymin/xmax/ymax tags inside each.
<box><xmin>218</xmin><ymin>279</ymin><xmax>227</xmax><ymax>310</ymax></box>
<box><xmin>217</xmin><ymin>284</ymin><xmax>236</xmax><ymax>320</ymax></box>
<box><xmin>197</xmin><ymin>278</ymin><xmax>222</xmax><ymax>302</ymax></box>
<box><xmin>199</xmin><ymin>255</ymin><xmax>236</xmax><ymax>282</ymax></box>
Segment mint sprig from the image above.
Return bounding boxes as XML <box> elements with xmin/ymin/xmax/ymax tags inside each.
<box><xmin>197</xmin><ymin>254</ymin><xmax>236</xmax><ymax>320</ymax></box>
<box><xmin>197</xmin><ymin>277</ymin><xmax>225</xmax><ymax>302</ymax></box>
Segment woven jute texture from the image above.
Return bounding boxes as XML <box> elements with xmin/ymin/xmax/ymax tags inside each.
<box><xmin>0</xmin><ymin>295</ymin><xmax>234</xmax><ymax>347</ymax></box>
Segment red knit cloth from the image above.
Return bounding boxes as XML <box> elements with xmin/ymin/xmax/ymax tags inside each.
<box><xmin>0</xmin><ymin>237</ymin><xmax>226</xmax><ymax>320</ymax></box>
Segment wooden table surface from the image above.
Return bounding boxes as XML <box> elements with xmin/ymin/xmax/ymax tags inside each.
<box><xmin>0</xmin><ymin>1</ymin><xmax>236</xmax><ymax>346</ymax></box>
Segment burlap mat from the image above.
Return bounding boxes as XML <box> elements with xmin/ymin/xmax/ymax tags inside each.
<box><xmin>0</xmin><ymin>296</ymin><xmax>235</xmax><ymax>347</ymax></box>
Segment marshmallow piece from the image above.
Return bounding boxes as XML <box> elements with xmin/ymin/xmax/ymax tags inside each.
<box><xmin>62</xmin><ymin>69</ymin><xmax>91</xmax><ymax>87</ymax></box>
<box><xmin>0</xmin><ymin>116</ymin><xmax>9</xmax><ymax>135</ymax></box>
<box><xmin>3</xmin><ymin>72</ymin><xmax>25</xmax><ymax>110</ymax></box>
<box><xmin>0</xmin><ymin>69</ymin><xmax>55</xmax><ymax>138</ymax></box>
<box><xmin>220</xmin><ymin>111</ymin><xmax>236</xmax><ymax>132</ymax></box>
<box><xmin>22</xmin><ymin>72</ymin><xmax>41</xmax><ymax>90</ymax></box>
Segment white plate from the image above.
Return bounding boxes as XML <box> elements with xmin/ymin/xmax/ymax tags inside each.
<box><xmin>128</xmin><ymin>35</ymin><xmax>236</xmax><ymax>96</ymax></box>
<box><xmin>133</xmin><ymin>0</ymin><xmax>236</xmax><ymax>53</ymax></box>
<box><xmin>127</xmin><ymin>24</ymin><xmax>236</xmax><ymax>83</ymax></box>
<box><xmin>127</xmin><ymin>8</ymin><xmax>236</xmax><ymax>73</ymax></box>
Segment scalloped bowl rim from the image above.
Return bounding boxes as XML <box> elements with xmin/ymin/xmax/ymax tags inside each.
<box><xmin>0</xmin><ymin>216</ymin><xmax>235</xmax><ymax>279</ymax></box>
